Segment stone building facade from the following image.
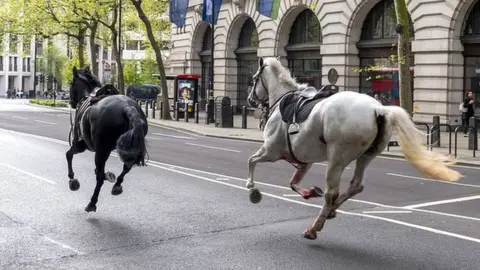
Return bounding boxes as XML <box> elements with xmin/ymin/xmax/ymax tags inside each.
<box><xmin>168</xmin><ymin>0</ymin><xmax>480</xmax><ymax>125</ymax></box>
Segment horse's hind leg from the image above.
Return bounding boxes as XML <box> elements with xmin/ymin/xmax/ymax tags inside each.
<box><xmin>111</xmin><ymin>164</ymin><xmax>132</xmax><ymax>196</ymax></box>
<box><xmin>327</xmin><ymin>154</ymin><xmax>375</xmax><ymax>219</ymax></box>
<box><xmin>246</xmin><ymin>145</ymin><xmax>278</xmax><ymax>204</ymax></box>
<box><xmin>66</xmin><ymin>142</ymin><xmax>87</xmax><ymax>191</ymax></box>
<box><xmin>289</xmin><ymin>163</ymin><xmax>323</xmax><ymax>199</ymax></box>
<box><xmin>85</xmin><ymin>150</ymin><xmax>111</xmax><ymax>212</ymax></box>
<box><xmin>303</xmin><ymin>162</ymin><xmax>346</xmax><ymax>240</ymax></box>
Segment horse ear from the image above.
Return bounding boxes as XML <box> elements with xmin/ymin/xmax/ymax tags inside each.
<box><xmin>258</xmin><ymin>57</ymin><xmax>264</xmax><ymax>67</ymax></box>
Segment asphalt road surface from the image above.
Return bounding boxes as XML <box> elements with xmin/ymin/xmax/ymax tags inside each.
<box><xmin>1</xmin><ymin>99</ymin><xmax>480</xmax><ymax>269</ymax></box>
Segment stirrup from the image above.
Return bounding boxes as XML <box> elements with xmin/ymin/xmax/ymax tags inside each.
<box><xmin>288</xmin><ymin>123</ymin><xmax>299</xmax><ymax>134</ymax></box>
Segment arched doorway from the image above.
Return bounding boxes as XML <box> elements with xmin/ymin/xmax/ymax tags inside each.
<box><xmin>286</xmin><ymin>9</ymin><xmax>322</xmax><ymax>89</ymax></box>
<box><xmin>235</xmin><ymin>18</ymin><xmax>258</xmax><ymax>108</ymax></box>
<box><xmin>462</xmin><ymin>1</ymin><xmax>480</xmax><ymax>107</ymax></box>
<box><xmin>198</xmin><ymin>25</ymin><xmax>212</xmax><ymax>110</ymax></box>
<box><xmin>357</xmin><ymin>0</ymin><xmax>414</xmax><ymax>106</ymax></box>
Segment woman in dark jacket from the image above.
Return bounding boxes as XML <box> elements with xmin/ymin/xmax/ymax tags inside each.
<box><xmin>463</xmin><ymin>91</ymin><xmax>475</xmax><ymax>136</ymax></box>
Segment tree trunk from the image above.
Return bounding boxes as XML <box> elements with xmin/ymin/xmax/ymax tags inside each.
<box><xmin>131</xmin><ymin>0</ymin><xmax>172</xmax><ymax>120</ymax></box>
<box><xmin>77</xmin><ymin>27</ymin><xmax>87</xmax><ymax>68</ymax></box>
<box><xmin>88</xmin><ymin>21</ymin><xmax>99</xmax><ymax>77</ymax></box>
<box><xmin>393</xmin><ymin>0</ymin><xmax>413</xmax><ymax>116</ymax></box>
<box><xmin>111</xmin><ymin>30</ymin><xmax>125</xmax><ymax>94</ymax></box>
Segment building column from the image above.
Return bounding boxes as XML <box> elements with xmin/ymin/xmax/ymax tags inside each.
<box><xmin>411</xmin><ymin>38</ymin><xmax>463</xmax><ymax>125</ymax></box>
<box><xmin>320</xmin><ymin>42</ymin><xmax>360</xmax><ymax>92</ymax></box>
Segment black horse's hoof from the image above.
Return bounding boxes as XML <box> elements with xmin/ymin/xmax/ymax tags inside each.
<box><xmin>105</xmin><ymin>172</ymin><xmax>116</xmax><ymax>183</ymax></box>
<box><xmin>85</xmin><ymin>204</ymin><xmax>97</xmax><ymax>212</ymax></box>
<box><xmin>69</xmin><ymin>179</ymin><xmax>80</xmax><ymax>191</ymax></box>
<box><xmin>111</xmin><ymin>185</ymin><xmax>123</xmax><ymax>196</ymax></box>
<box><xmin>249</xmin><ymin>188</ymin><xmax>262</xmax><ymax>204</ymax></box>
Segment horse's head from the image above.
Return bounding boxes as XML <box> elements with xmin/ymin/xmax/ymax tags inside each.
<box><xmin>247</xmin><ymin>56</ymin><xmax>298</xmax><ymax>108</ymax></box>
<box><xmin>69</xmin><ymin>66</ymin><xmax>102</xmax><ymax>109</ymax></box>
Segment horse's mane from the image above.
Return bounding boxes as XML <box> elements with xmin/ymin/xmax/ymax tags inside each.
<box><xmin>77</xmin><ymin>68</ymin><xmax>102</xmax><ymax>91</ymax></box>
<box><xmin>263</xmin><ymin>57</ymin><xmax>308</xmax><ymax>89</ymax></box>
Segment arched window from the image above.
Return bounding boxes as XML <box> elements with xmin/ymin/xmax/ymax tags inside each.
<box><xmin>357</xmin><ymin>0</ymin><xmax>414</xmax><ymax>106</ymax></box>
<box><xmin>286</xmin><ymin>9</ymin><xmax>322</xmax><ymax>89</ymax></box>
<box><xmin>235</xmin><ymin>18</ymin><xmax>258</xmax><ymax>108</ymax></box>
<box><xmin>462</xmin><ymin>1</ymin><xmax>480</xmax><ymax>106</ymax></box>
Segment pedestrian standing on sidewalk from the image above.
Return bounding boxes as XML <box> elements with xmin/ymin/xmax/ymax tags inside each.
<box><xmin>462</xmin><ymin>90</ymin><xmax>475</xmax><ymax>137</ymax></box>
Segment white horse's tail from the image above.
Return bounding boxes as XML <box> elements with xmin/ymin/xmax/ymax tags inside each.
<box><xmin>379</xmin><ymin>106</ymin><xmax>462</xmax><ymax>182</ymax></box>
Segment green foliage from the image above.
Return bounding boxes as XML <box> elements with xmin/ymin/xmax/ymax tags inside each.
<box><xmin>123</xmin><ymin>50</ymin><xmax>159</xmax><ymax>86</ymax></box>
<box><xmin>29</xmin><ymin>98</ymin><xmax>68</xmax><ymax>107</ymax></box>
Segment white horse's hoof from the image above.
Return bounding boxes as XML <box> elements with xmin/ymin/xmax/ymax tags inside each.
<box><xmin>249</xmin><ymin>188</ymin><xmax>262</xmax><ymax>204</ymax></box>
<box><xmin>246</xmin><ymin>182</ymin><xmax>254</xmax><ymax>189</ymax></box>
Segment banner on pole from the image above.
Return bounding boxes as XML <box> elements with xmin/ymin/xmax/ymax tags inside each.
<box><xmin>256</xmin><ymin>0</ymin><xmax>280</xmax><ymax>20</ymax></box>
<box><xmin>202</xmin><ymin>0</ymin><xmax>222</xmax><ymax>25</ymax></box>
<box><xmin>169</xmin><ymin>0</ymin><xmax>189</xmax><ymax>28</ymax></box>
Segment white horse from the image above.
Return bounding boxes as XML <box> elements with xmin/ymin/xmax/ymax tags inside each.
<box><xmin>245</xmin><ymin>56</ymin><xmax>462</xmax><ymax>240</ymax></box>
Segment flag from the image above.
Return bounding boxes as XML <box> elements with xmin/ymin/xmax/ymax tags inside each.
<box><xmin>257</xmin><ymin>0</ymin><xmax>280</xmax><ymax>19</ymax></box>
<box><xmin>202</xmin><ymin>0</ymin><xmax>222</xmax><ymax>25</ymax></box>
<box><xmin>169</xmin><ymin>0</ymin><xmax>189</xmax><ymax>28</ymax></box>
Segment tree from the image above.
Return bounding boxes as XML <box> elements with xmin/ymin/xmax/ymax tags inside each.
<box><xmin>130</xmin><ymin>0</ymin><xmax>171</xmax><ymax>120</ymax></box>
<box><xmin>393</xmin><ymin>0</ymin><xmax>413</xmax><ymax>116</ymax></box>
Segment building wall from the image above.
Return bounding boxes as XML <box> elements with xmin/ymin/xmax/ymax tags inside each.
<box><xmin>169</xmin><ymin>0</ymin><xmax>480</xmax><ymax>125</ymax></box>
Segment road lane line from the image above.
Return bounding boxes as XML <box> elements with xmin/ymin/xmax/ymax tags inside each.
<box><xmin>403</xmin><ymin>195</ymin><xmax>480</xmax><ymax>209</ymax></box>
<box><xmin>185</xmin><ymin>142</ymin><xmax>241</xmax><ymax>153</ymax></box>
<box><xmin>43</xmin><ymin>236</ymin><xmax>85</xmax><ymax>255</ymax></box>
<box><xmin>147</xmin><ymin>162</ymin><xmax>480</xmax><ymax>244</ymax></box>
<box><xmin>0</xmin><ymin>163</ymin><xmax>56</xmax><ymax>184</ymax></box>
<box><xmin>13</xmin><ymin>116</ymin><xmax>28</xmax><ymax>120</ymax></box>
<box><xmin>153</xmin><ymin>133</ymin><xmax>197</xmax><ymax>140</ymax></box>
<box><xmin>315</xmin><ymin>163</ymin><xmax>351</xmax><ymax>170</ymax></box>
<box><xmin>362</xmin><ymin>210</ymin><xmax>413</xmax><ymax>214</ymax></box>
<box><xmin>35</xmin><ymin>120</ymin><xmax>57</xmax><ymax>125</ymax></box>
<box><xmin>3</xmin><ymin>128</ymin><xmax>480</xmax><ymax>223</ymax></box>
<box><xmin>387</xmin><ymin>173</ymin><xmax>480</xmax><ymax>188</ymax></box>
<box><xmin>283</xmin><ymin>194</ymin><xmax>301</xmax><ymax>197</ymax></box>
<box><xmin>146</xmin><ymin>136</ymin><xmax>163</xmax><ymax>141</ymax></box>
<box><xmin>0</xmin><ymin>113</ymin><xmax>8</xmax><ymax>116</ymax></box>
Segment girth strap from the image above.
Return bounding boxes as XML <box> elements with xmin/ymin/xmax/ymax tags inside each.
<box><xmin>285</xmin><ymin>127</ymin><xmax>307</xmax><ymax>168</ymax></box>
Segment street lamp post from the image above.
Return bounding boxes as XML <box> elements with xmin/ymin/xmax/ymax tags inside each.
<box><xmin>206</xmin><ymin>0</ymin><xmax>215</xmax><ymax>123</ymax></box>
<box><xmin>32</xmin><ymin>35</ymin><xmax>38</xmax><ymax>98</ymax></box>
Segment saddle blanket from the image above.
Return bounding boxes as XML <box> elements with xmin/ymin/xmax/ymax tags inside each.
<box><xmin>279</xmin><ymin>86</ymin><xmax>337</xmax><ymax>124</ymax></box>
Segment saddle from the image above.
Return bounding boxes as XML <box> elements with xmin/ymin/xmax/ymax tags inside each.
<box><xmin>73</xmin><ymin>84</ymin><xmax>120</xmax><ymax>143</ymax></box>
<box><xmin>279</xmin><ymin>85</ymin><xmax>338</xmax><ymax>134</ymax></box>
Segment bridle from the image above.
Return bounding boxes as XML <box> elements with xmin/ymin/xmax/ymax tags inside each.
<box><xmin>67</xmin><ymin>73</ymin><xmax>95</xmax><ymax>146</ymax></box>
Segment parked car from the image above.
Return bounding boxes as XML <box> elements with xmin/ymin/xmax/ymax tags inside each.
<box><xmin>126</xmin><ymin>84</ymin><xmax>161</xmax><ymax>101</ymax></box>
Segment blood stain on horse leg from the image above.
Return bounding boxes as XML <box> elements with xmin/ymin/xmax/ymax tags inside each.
<box><xmin>289</xmin><ymin>163</ymin><xmax>322</xmax><ymax>199</ymax></box>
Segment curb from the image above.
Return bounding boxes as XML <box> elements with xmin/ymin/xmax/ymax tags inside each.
<box><xmin>27</xmin><ymin>103</ymin><xmax>71</xmax><ymax>113</ymax></box>
<box><xmin>149</xmin><ymin>120</ymin><xmax>480</xmax><ymax>167</ymax></box>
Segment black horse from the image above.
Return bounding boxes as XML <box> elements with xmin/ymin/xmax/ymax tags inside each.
<box><xmin>67</xmin><ymin>66</ymin><xmax>148</xmax><ymax>212</ymax></box>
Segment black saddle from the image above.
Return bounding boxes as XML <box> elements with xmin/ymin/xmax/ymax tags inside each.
<box><xmin>279</xmin><ymin>85</ymin><xmax>338</xmax><ymax>134</ymax></box>
<box><xmin>90</xmin><ymin>84</ymin><xmax>120</xmax><ymax>105</ymax></box>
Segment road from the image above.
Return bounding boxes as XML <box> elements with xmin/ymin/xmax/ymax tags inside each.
<box><xmin>1</xmin><ymin>99</ymin><xmax>480</xmax><ymax>269</ymax></box>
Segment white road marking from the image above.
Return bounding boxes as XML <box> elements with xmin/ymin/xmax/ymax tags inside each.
<box><xmin>153</xmin><ymin>133</ymin><xmax>197</xmax><ymax>140</ymax></box>
<box><xmin>403</xmin><ymin>195</ymin><xmax>480</xmax><ymax>209</ymax></box>
<box><xmin>146</xmin><ymin>136</ymin><xmax>163</xmax><ymax>141</ymax></box>
<box><xmin>387</xmin><ymin>173</ymin><xmax>480</xmax><ymax>188</ymax></box>
<box><xmin>35</xmin><ymin>120</ymin><xmax>57</xmax><ymax>125</ymax></box>
<box><xmin>43</xmin><ymin>236</ymin><xmax>85</xmax><ymax>255</ymax></box>
<box><xmin>0</xmin><ymin>163</ymin><xmax>56</xmax><ymax>184</ymax></box>
<box><xmin>216</xmin><ymin>177</ymin><xmax>230</xmax><ymax>181</ymax></box>
<box><xmin>315</xmin><ymin>162</ymin><xmax>351</xmax><ymax>170</ymax></box>
<box><xmin>283</xmin><ymin>194</ymin><xmax>301</xmax><ymax>197</ymax></box>
<box><xmin>146</xmin><ymin>162</ymin><xmax>480</xmax><ymax>244</ymax></box>
<box><xmin>3</xmin><ymin>128</ymin><xmax>480</xmax><ymax>224</ymax></box>
<box><xmin>13</xmin><ymin>116</ymin><xmax>28</xmax><ymax>120</ymax></box>
<box><xmin>185</xmin><ymin>142</ymin><xmax>241</xmax><ymax>153</ymax></box>
<box><xmin>0</xmin><ymin>113</ymin><xmax>8</xmax><ymax>116</ymax></box>
<box><xmin>362</xmin><ymin>210</ymin><xmax>413</xmax><ymax>214</ymax></box>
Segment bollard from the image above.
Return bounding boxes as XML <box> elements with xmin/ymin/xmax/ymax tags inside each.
<box><xmin>184</xmin><ymin>105</ymin><xmax>189</xmax><ymax>122</ymax></box>
<box><xmin>150</xmin><ymin>100</ymin><xmax>154</xmax><ymax>109</ymax></box>
<box><xmin>431</xmin><ymin>115</ymin><xmax>440</xmax><ymax>147</ymax></box>
<box><xmin>230</xmin><ymin>105</ymin><xmax>235</xmax><ymax>127</ymax></box>
<box><xmin>241</xmin><ymin>106</ymin><xmax>247</xmax><ymax>129</ymax></box>
<box><xmin>194</xmin><ymin>103</ymin><xmax>199</xmax><ymax>123</ymax></box>
<box><xmin>145</xmin><ymin>101</ymin><xmax>149</xmax><ymax>118</ymax></box>
<box><xmin>175</xmin><ymin>102</ymin><xmax>179</xmax><ymax>121</ymax></box>
<box><xmin>468</xmin><ymin>116</ymin><xmax>478</xmax><ymax>150</ymax></box>
<box><xmin>159</xmin><ymin>101</ymin><xmax>163</xmax><ymax>119</ymax></box>
<box><xmin>152</xmin><ymin>103</ymin><xmax>156</xmax><ymax>119</ymax></box>
<box><xmin>205</xmin><ymin>103</ymin><xmax>210</xmax><ymax>125</ymax></box>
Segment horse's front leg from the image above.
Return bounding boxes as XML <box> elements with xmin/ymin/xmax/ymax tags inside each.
<box><xmin>289</xmin><ymin>163</ymin><xmax>323</xmax><ymax>199</ymax></box>
<box><xmin>111</xmin><ymin>164</ymin><xmax>132</xmax><ymax>196</ymax></box>
<box><xmin>85</xmin><ymin>150</ymin><xmax>111</xmax><ymax>212</ymax></box>
<box><xmin>246</xmin><ymin>145</ymin><xmax>277</xmax><ymax>204</ymax></box>
<box><xmin>66</xmin><ymin>141</ymin><xmax>87</xmax><ymax>191</ymax></box>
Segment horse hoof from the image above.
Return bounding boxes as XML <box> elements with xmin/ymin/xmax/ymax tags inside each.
<box><xmin>327</xmin><ymin>210</ymin><xmax>337</xmax><ymax>220</ymax></box>
<box><xmin>249</xmin><ymin>188</ymin><xmax>262</xmax><ymax>204</ymax></box>
<box><xmin>105</xmin><ymin>172</ymin><xmax>116</xmax><ymax>183</ymax></box>
<box><xmin>69</xmin><ymin>179</ymin><xmax>80</xmax><ymax>191</ymax></box>
<box><xmin>302</xmin><ymin>227</ymin><xmax>317</xmax><ymax>240</ymax></box>
<box><xmin>310</xmin><ymin>186</ymin><xmax>324</xmax><ymax>197</ymax></box>
<box><xmin>85</xmin><ymin>204</ymin><xmax>97</xmax><ymax>212</ymax></box>
<box><xmin>111</xmin><ymin>185</ymin><xmax>123</xmax><ymax>196</ymax></box>
<box><xmin>246</xmin><ymin>182</ymin><xmax>254</xmax><ymax>189</ymax></box>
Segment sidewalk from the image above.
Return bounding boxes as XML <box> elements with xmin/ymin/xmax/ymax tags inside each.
<box><xmin>26</xmin><ymin>101</ymin><xmax>480</xmax><ymax>166</ymax></box>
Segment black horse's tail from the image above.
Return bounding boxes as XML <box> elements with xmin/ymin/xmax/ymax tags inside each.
<box><xmin>116</xmin><ymin>106</ymin><xmax>147</xmax><ymax>167</ymax></box>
